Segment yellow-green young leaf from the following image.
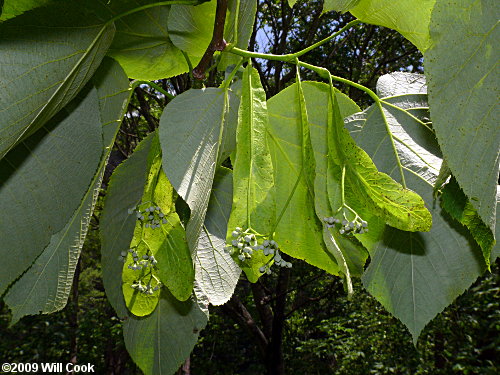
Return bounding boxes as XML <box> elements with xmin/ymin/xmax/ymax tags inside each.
<box><xmin>125</xmin><ymin>138</ymin><xmax>193</xmax><ymax>309</ymax></box>
<box><xmin>0</xmin><ymin>0</ymin><xmax>56</xmax><ymax>20</ymax></box>
<box><xmin>101</xmin><ymin>133</ymin><xmax>157</xmax><ymax>319</ymax></box>
<box><xmin>228</xmin><ymin>65</ymin><xmax>275</xmax><ymax>282</ymax></box>
<box><xmin>301</xmin><ymin>82</ymin><xmax>368</xmax><ymax>278</ymax></box>
<box><xmin>350</xmin><ymin>0</ymin><xmax>436</xmax><ymax>53</ymax></box>
<box><xmin>122</xmin><ymin>256</ymin><xmax>161</xmax><ymax>317</ymax></box>
<box><xmin>441</xmin><ymin>177</ymin><xmax>495</xmax><ymax>270</ymax></box>
<box><xmin>267</xmin><ymin>84</ymin><xmax>340</xmax><ymax>276</ymax></box>
<box><xmin>219</xmin><ymin>0</ymin><xmax>257</xmax><ymax>71</ymax></box>
<box><xmin>328</xmin><ymin>91</ymin><xmax>432</xmax><ymax>232</ymax></box>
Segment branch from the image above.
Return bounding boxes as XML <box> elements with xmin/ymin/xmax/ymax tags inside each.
<box><xmin>193</xmin><ymin>0</ymin><xmax>229</xmax><ymax>79</ymax></box>
<box><xmin>221</xmin><ymin>294</ymin><xmax>269</xmax><ymax>357</ymax></box>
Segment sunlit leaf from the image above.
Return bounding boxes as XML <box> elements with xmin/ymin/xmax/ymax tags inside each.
<box><xmin>101</xmin><ymin>133</ymin><xmax>157</xmax><ymax>318</ymax></box>
<box><xmin>350</xmin><ymin>0</ymin><xmax>436</xmax><ymax>52</ymax></box>
<box><xmin>168</xmin><ymin>1</ymin><xmax>215</xmax><ymax>57</ymax></box>
<box><xmin>267</xmin><ymin>83</ymin><xmax>340</xmax><ymax>276</ymax></box>
<box><xmin>227</xmin><ymin>65</ymin><xmax>275</xmax><ymax>282</ymax></box>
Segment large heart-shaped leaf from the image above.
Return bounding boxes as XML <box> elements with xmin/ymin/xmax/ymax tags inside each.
<box><xmin>3</xmin><ymin>59</ymin><xmax>130</xmax><ymax>323</ymax></box>
<box><xmin>267</xmin><ymin>83</ymin><xmax>340</xmax><ymax>276</ymax></box>
<box><xmin>346</xmin><ymin>72</ymin><xmax>492</xmax><ymax>342</ymax></box>
<box><xmin>123</xmin><ymin>291</ymin><xmax>207</xmax><ymax>375</ymax></box>
<box><xmin>425</xmin><ymin>0</ymin><xmax>499</xmax><ymax>234</ymax></box>
<box><xmin>0</xmin><ymin>3</ymin><xmax>115</xmax><ymax>159</ymax></box>
<box><xmin>350</xmin><ymin>0</ymin><xmax>436</xmax><ymax>52</ymax></box>
<box><xmin>218</xmin><ymin>0</ymin><xmax>257</xmax><ymax>70</ymax></box>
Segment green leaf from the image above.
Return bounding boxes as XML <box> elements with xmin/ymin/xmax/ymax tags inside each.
<box><xmin>159</xmin><ymin>88</ymin><xmax>228</xmax><ymax>255</ymax></box>
<box><xmin>328</xmin><ymin>90</ymin><xmax>432</xmax><ymax>232</ymax></box>
<box><xmin>425</xmin><ymin>0</ymin><xmax>499</xmax><ymax>233</ymax></box>
<box><xmin>441</xmin><ymin>177</ymin><xmax>495</xmax><ymax>270</ymax></box>
<box><xmin>267</xmin><ymin>83</ymin><xmax>341</xmax><ymax>276</ymax></box>
<box><xmin>168</xmin><ymin>1</ymin><xmax>215</xmax><ymax>57</ymax></box>
<box><xmin>0</xmin><ymin>87</ymin><xmax>102</xmax><ymax>296</ymax></box>
<box><xmin>126</xmin><ymin>139</ymin><xmax>194</xmax><ymax>304</ymax></box>
<box><xmin>101</xmin><ymin>133</ymin><xmax>157</xmax><ymax>318</ymax></box>
<box><xmin>227</xmin><ymin>65</ymin><xmax>275</xmax><ymax>282</ymax></box>
<box><xmin>323</xmin><ymin>0</ymin><xmax>360</xmax><ymax>13</ymax></box>
<box><xmin>0</xmin><ymin>0</ymin><xmax>58</xmax><ymax>21</ymax></box>
<box><xmin>300</xmin><ymin>82</ymin><xmax>368</xmax><ymax>279</ymax></box>
<box><xmin>218</xmin><ymin>0</ymin><xmax>257</xmax><ymax>71</ymax></box>
<box><xmin>106</xmin><ymin>2</ymin><xmax>189</xmax><ymax>80</ymax></box>
<box><xmin>123</xmin><ymin>291</ymin><xmax>208</xmax><ymax>375</ymax></box>
<box><xmin>346</xmin><ymin>72</ymin><xmax>488</xmax><ymax>343</ymax></box>
<box><xmin>0</xmin><ymin>3</ymin><xmax>115</xmax><ymax>159</ymax></box>
<box><xmin>350</xmin><ymin>0</ymin><xmax>436</xmax><ymax>52</ymax></box>
<box><xmin>196</xmin><ymin>167</ymin><xmax>241</xmax><ymax>305</ymax></box>
<box><xmin>3</xmin><ymin>59</ymin><xmax>130</xmax><ymax>323</ymax></box>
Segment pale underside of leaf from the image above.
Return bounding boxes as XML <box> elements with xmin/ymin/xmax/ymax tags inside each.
<box><xmin>346</xmin><ymin>72</ymin><xmax>491</xmax><ymax>343</ymax></box>
<box><xmin>0</xmin><ymin>87</ymin><xmax>103</xmax><ymax>296</ymax></box>
<box><xmin>0</xmin><ymin>5</ymin><xmax>115</xmax><ymax>159</ymax></box>
<box><xmin>425</xmin><ymin>0</ymin><xmax>499</xmax><ymax>234</ymax></box>
<box><xmin>160</xmin><ymin>88</ymin><xmax>228</xmax><ymax>256</ymax></box>
<box><xmin>3</xmin><ymin>59</ymin><xmax>130</xmax><ymax>323</ymax></box>
<box><xmin>196</xmin><ymin>168</ymin><xmax>241</xmax><ymax>306</ymax></box>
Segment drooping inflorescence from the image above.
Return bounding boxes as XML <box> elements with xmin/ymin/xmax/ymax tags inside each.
<box><xmin>225</xmin><ymin>227</ymin><xmax>292</xmax><ymax>275</ymax></box>
<box><xmin>128</xmin><ymin>202</ymin><xmax>169</xmax><ymax>229</ymax></box>
<box><xmin>323</xmin><ymin>214</ymin><xmax>368</xmax><ymax>236</ymax></box>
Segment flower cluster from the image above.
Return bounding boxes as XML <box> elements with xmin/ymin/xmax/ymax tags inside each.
<box><xmin>224</xmin><ymin>227</ymin><xmax>258</xmax><ymax>261</ymax></box>
<box><xmin>128</xmin><ymin>203</ymin><xmax>169</xmax><ymax>229</ymax></box>
<box><xmin>119</xmin><ymin>248</ymin><xmax>162</xmax><ymax>295</ymax></box>
<box><xmin>225</xmin><ymin>227</ymin><xmax>292</xmax><ymax>275</ymax></box>
<box><xmin>131</xmin><ymin>279</ymin><xmax>162</xmax><ymax>295</ymax></box>
<box><xmin>119</xmin><ymin>248</ymin><xmax>158</xmax><ymax>271</ymax></box>
<box><xmin>323</xmin><ymin>215</ymin><xmax>368</xmax><ymax>235</ymax></box>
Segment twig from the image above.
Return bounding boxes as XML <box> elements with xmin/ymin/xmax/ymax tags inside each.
<box><xmin>193</xmin><ymin>0</ymin><xmax>229</xmax><ymax>79</ymax></box>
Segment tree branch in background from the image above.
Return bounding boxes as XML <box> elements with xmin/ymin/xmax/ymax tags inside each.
<box><xmin>193</xmin><ymin>0</ymin><xmax>229</xmax><ymax>79</ymax></box>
